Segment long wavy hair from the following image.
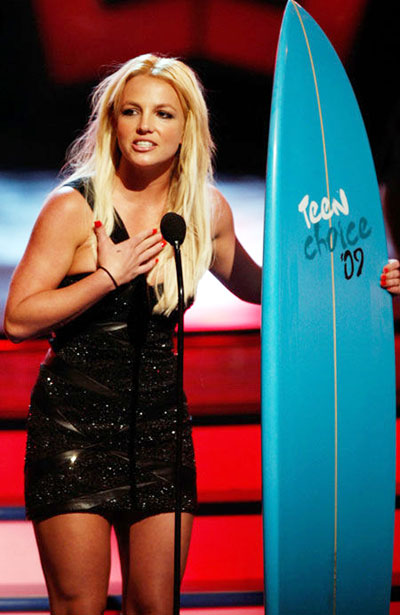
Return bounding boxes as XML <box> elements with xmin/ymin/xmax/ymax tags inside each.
<box><xmin>62</xmin><ymin>53</ymin><xmax>215</xmax><ymax>314</ymax></box>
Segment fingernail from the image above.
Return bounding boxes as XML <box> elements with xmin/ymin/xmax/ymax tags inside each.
<box><xmin>152</xmin><ymin>228</ymin><xmax>158</xmax><ymax>235</ymax></box>
<box><xmin>161</xmin><ymin>240</ymin><xmax>166</xmax><ymax>247</ymax></box>
<box><xmin>94</xmin><ymin>220</ymin><xmax>102</xmax><ymax>228</ymax></box>
<box><xmin>381</xmin><ymin>276</ymin><xmax>387</xmax><ymax>285</ymax></box>
<box><xmin>383</xmin><ymin>267</ymin><xmax>389</xmax><ymax>273</ymax></box>
<box><xmin>155</xmin><ymin>258</ymin><xmax>159</xmax><ymax>264</ymax></box>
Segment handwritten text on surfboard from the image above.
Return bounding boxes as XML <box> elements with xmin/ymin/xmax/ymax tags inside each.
<box><xmin>298</xmin><ymin>189</ymin><xmax>350</xmax><ymax>229</ymax></box>
<box><xmin>298</xmin><ymin>189</ymin><xmax>371</xmax><ymax>277</ymax></box>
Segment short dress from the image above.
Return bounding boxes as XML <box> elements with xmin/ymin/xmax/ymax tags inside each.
<box><xmin>24</xmin><ymin>182</ymin><xmax>197</xmax><ymax>523</ymax></box>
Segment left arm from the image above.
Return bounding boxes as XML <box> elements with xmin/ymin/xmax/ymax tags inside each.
<box><xmin>210</xmin><ymin>188</ymin><xmax>262</xmax><ymax>304</ymax></box>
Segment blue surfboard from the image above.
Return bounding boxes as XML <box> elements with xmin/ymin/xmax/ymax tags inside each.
<box><xmin>261</xmin><ymin>2</ymin><xmax>396</xmax><ymax>614</ymax></box>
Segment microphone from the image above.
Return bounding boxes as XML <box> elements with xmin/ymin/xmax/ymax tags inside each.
<box><xmin>160</xmin><ymin>211</ymin><xmax>186</xmax><ymax>615</ymax></box>
<box><xmin>160</xmin><ymin>212</ymin><xmax>186</xmax><ymax>247</ymax></box>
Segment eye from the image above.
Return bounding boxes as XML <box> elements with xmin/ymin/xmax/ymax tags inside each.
<box><xmin>121</xmin><ymin>108</ymin><xmax>138</xmax><ymax>116</ymax></box>
<box><xmin>157</xmin><ymin>110</ymin><xmax>174</xmax><ymax>119</ymax></box>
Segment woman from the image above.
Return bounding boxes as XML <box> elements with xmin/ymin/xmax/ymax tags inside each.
<box><xmin>4</xmin><ymin>54</ymin><xmax>261</xmax><ymax>615</ymax></box>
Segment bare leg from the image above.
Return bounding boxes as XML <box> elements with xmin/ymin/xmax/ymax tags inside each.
<box><xmin>34</xmin><ymin>513</ymin><xmax>112</xmax><ymax>615</ymax></box>
<box><xmin>115</xmin><ymin>512</ymin><xmax>194</xmax><ymax>615</ymax></box>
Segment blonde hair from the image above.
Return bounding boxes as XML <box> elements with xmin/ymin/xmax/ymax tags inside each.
<box><xmin>63</xmin><ymin>53</ymin><xmax>215</xmax><ymax>314</ymax></box>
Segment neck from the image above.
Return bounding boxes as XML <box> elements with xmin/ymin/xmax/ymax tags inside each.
<box><xmin>116</xmin><ymin>158</ymin><xmax>175</xmax><ymax>200</ymax></box>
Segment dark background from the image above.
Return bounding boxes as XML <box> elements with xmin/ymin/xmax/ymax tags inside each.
<box><xmin>0</xmin><ymin>0</ymin><xmax>399</xmax><ymax>182</ymax></box>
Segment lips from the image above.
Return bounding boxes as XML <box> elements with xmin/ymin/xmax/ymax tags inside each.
<box><xmin>132</xmin><ymin>139</ymin><xmax>157</xmax><ymax>151</ymax></box>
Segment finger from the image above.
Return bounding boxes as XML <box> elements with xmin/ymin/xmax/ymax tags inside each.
<box><xmin>385</xmin><ymin>284</ymin><xmax>400</xmax><ymax>295</ymax></box>
<box><xmin>381</xmin><ymin>274</ymin><xmax>400</xmax><ymax>291</ymax></box>
<box><xmin>136</xmin><ymin>243</ymin><xmax>165</xmax><ymax>269</ymax></box>
<box><xmin>137</xmin><ymin>256</ymin><xmax>160</xmax><ymax>275</ymax></box>
<box><xmin>385</xmin><ymin>275</ymin><xmax>400</xmax><ymax>288</ymax></box>
<box><xmin>381</xmin><ymin>264</ymin><xmax>400</xmax><ymax>281</ymax></box>
<box><xmin>383</xmin><ymin>259</ymin><xmax>400</xmax><ymax>273</ymax></box>
<box><xmin>130</xmin><ymin>237</ymin><xmax>166</xmax><ymax>262</ymax></box>
<box><xmin>93</xmin><ymin>220</ymin><xmax>112</xmax><ymax>245</ymax></box>
<box><xmin>131</xmin><ymin>228</ymin><xmax>163</xmax><ymax>249</ymax></box>
<box><xmin>384</xmin><ymin>270</ymin><xmax>400</xmax><ymax>282</ymax></box>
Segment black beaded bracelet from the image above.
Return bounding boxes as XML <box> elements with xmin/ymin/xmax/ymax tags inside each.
<box><xmin>98</xmin><ymin>266</ymin><xmax>118</xmax><ymax>289</ymax></box>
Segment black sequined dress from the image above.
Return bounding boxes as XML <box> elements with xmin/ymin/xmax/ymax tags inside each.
<box><xmin>24</xmin><ymin>184</ymin><xmax>196</xmax><ymax>523</ymax></box>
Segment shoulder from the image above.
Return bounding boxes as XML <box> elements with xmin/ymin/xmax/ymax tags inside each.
<box><xmin>32</xmin><ymin>186</ymin><xmax>93</xmax><ymax>244</ymax></box>
<box><xmin>62</xmin><ymin>176</ymin><xmax>95</xmax><ymax>209</ymax></box>
<box><xmin>208</xmin><ymin>185</ymin><xmax>234</xmax><ymax>238</ymax></box>
<box><xmin>39</xmin><ymin>185</ymin><xmax>92</xmax><ymax>220</ymax></box>
<box><xmin>209</xmin><ymin>185</ymin><xmax>231</xmax><ymax>211</ymax></box>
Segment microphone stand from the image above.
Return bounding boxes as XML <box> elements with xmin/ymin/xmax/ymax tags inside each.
<box><xmin>172</xmin><ymin>239</ymin><xmax>184</xmax><ymax>615</ymax></box>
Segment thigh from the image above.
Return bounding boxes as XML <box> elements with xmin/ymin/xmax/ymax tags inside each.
<box><xmin>34</xmin><ymin>513</ymin><xmax>112</xmax><ymax>610</ymax></box>
<box><xmin>116</xmin><ymin>512</ymin><xmax>194</xmax><ymax>615</ymax></box>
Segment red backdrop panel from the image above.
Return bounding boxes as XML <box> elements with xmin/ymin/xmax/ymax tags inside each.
<box><xmin>32</xmin><ymin>0</ymin><xmax>368</xmax><ymax>83</ymax></box>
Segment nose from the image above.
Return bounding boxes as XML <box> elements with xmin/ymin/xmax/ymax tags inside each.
<box><xmin>137</xmin><ymin>111</ymin><xmax>154</xmax><ymax>134</ymax></box>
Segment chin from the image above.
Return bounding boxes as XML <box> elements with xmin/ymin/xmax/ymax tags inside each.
<box><xmin>128</xmin><ymin>155</ymin><xmax>177</xmax><ymax>172</ymax></box>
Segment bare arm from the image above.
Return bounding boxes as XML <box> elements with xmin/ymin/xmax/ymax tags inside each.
<box><xmin>4</xmin><ymin>189</ymin><xmax>164</xmax><ymax>342</ymax></box>
<box><xmin>210</xmin><ymin>188</ymin><xmax>262</xmax><ymax>304</ymax></box>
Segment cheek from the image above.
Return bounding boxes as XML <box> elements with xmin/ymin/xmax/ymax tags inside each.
<box><xmin>116</xmin><ymin>123</ymin><xmax>127</xmax><ymax>142</ymax></box>
<box><xmin>163</xmin><ymin>127</ymin><xmax>182</xmax><ymax>149</ymax></box>
<box><xmin>171</xmin><ymin>123</ymin><xmax>184</xmax><ymax>146</ymax></box>
<box><xmin>178</xmin><ymin>119</ymin><xmax>186</xmax><ymax>145</ymax></box>
<box><xmin>115</xmin><ymin>116</ymin><xmax>132</xmax><ymax>141</ymax></box>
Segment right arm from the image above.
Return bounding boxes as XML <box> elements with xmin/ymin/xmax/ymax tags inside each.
<box><xmin>4</xmin><ymin>189</ymin><xmax>163</xmax><ymax>342</ymax></box>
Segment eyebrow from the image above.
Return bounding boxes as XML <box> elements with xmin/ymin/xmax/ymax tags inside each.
<box><xmin>121</xmin><ymin>101</ymin><xmax>178</xmax><ymax>112</ymax></box>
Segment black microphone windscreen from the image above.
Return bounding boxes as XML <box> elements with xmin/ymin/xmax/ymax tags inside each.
<box><xmin>160</xmin><ymin>212</ymin><xmax>186</xmax><ymax>246</ymax></box>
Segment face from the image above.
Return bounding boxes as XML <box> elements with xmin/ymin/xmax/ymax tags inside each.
<box><xmin>115</xmin><ymin>74</ymin><xmax>185</xmax><ymax>173</ymax></box>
